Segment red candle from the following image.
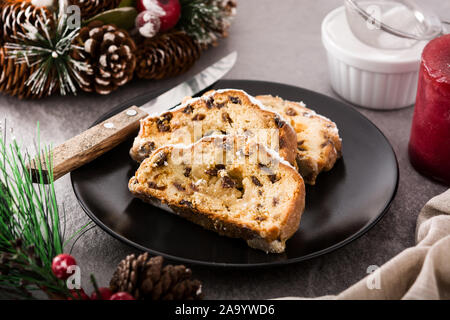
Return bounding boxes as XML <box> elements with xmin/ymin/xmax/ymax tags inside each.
<box><xmin>409</xmin><ymin>34</ymin><xmax>450</xmax><ymax>185</ymax></box>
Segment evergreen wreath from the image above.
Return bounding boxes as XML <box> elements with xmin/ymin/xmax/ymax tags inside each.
<box><xmin>0</xmin><ymin>0</ymin><xmax>237</xmax><ymax>99</ymax></box>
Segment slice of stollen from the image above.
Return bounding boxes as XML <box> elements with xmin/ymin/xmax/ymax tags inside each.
<box><xmin>130</xmin><ymin>89</ymin><xmax>298</xmax><ymax>167</ymax></box>
<box><xmin>256</xmin><ymin>95</ymin><xmax>342</xmax><ymax>185</ymax></box>
<box><xmin>129</xmin><ymin>135</ymin><xmax>305</xmax><ymax>253</ymax></box>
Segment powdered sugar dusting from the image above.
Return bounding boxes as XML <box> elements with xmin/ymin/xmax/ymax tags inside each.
<box><xmin>298</xmin><ymin>101</ymin><xmax>340</xmax><ymax>137</ymax></box>
<box><xmin>148</xmin><ymin>134</ymin><xmax>296</xmax><ymax>171</ymax></box>
<box><xmin>144</xmin><ymin>89</ymin><xmax>288</xmax><ymax>123</ymax></box>
<box><xmin>263</xmin><ymin>143</ymin><xmax>296</xmax><ymax>170</ymax></box>
<box><xmin>146</xmin><ymin>97</ymin><xmax>203</xmax><ymax>118</ymax></box>
<box><xmin>212</xmin><ymin>89</ymin><xmax>289</xmax><ymax>123</ymax></box>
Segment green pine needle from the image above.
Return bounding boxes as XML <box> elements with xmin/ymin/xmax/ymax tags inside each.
<box><xmin>0</xmin><ymin>122</ymin><xmax>81</xmax><ymax>299</ymax></box>
<box><xmin>4</xmin><ymin>4</ymin><xmax>92</xmax><ymax>97</ymax></box>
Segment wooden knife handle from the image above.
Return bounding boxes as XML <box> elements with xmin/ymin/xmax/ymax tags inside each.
<box><xmin>29</xmin><ymin>106</ymin><xmax>148</xmax><ymax>183</ymax></box>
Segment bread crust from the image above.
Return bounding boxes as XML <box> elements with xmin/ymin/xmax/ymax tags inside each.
<box><xmin>130</xmin><ymin>90</ymin><xmax>298</xmax><ymax>167</ymax></box>
<box><xmin>128</xmin><ymin>137</ymin><xmax>305</xmax><ymax>253</ymax></box>
<box><xmin>256</xmin><ymin>95</ymin><xmax>342</xmax><ymax>185</ymax></box>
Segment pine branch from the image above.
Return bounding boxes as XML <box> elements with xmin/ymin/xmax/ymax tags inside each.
<box><xmin>3</xmin><ymin>1</ymin><xmax>92</xmax><ymax>96</ymax></box>
<box><xmin>0</xmin><ymin>123</ymin><xmax>70</xmax><ymax>299</ymax></box>
<box><xmin>177</xmin><ymin>0</ymin><xmax>236</xmax><ymax>46</ymax></box>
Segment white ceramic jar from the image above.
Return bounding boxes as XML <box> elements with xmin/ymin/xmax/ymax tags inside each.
<box><xmin>321</xmin><ymin>6</ymin><xmax>427</xmax><ymax>110</ymax></box>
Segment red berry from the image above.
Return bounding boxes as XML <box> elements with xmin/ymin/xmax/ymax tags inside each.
<box><xmin>110</xmin><ymin>292</ymin><xmax>135</xmax><ymax>300</ymax></box>
<box><xmin>136</xmin><ymin>0</ymin><xmax>180</xmax><ymax>32</ymax></box>
<box><xmin>136</xmin><ymin>10</ymin><xmax>161</xmax><ymax>38</ymax></box>
<box><xmin>52</xmin><ymin>254</ymin><xmax>77</xmax><ymax>280</ymax></box>
<box><xmin>68</xmin><ymin>288</ymin><xmax>90</xmax><ymax>300</ymax></box>
<box><xmin>158</xmin><ymin>0</ymin><xmax>181</xmax><ymax>32</ymax></box>
<box><xmin>91</xmin><ymin>287</ymin><xmax>113</xmax><ymax>300</ymax></box>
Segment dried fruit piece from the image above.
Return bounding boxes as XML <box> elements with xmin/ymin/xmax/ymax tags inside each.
<box><xmin>285</xmin><ymin>108</ymin><xmax>297</xmax><ymax>116</ymax></box>
<box><xmin>274</xmin><ymin>116</ymin><xmax>285</xmax><ymax>128</ymax></box>
<box><xmin>183</xmin><ymin>105</ymin><xmax>193</xmax><ymax>114</ymax></box>
<box><xmin>268</xmin><ymin>174</ymin><xmax>279</xmax><ymax>183</ymax></box>
<box><xmin>140</xmin><ymin>141</ymin><xmax>156</xmax><ymax>153</ymax></box>
<box><xmin>173</xmin><ymin>182</ymin><xmax>185</xmax><ymax>191</ymax></box>
<box><xmin>205</xmin><ymin>97</ymin><xmax>214</xmax><ymax>109</ymax></box>
<box><xmin>229</xmin><ymin>96</ymin><xmax>241</xmax><ymax>104</ymax></box>
<box><xmin>192</xmin><ymin>114</ymin><xmax>206</xmax><ymax>121</ymax></box>
<box><xmin>251</xmin><ymin>176</ymin><xmax>262</xmax><ymax>187</ymax></box>
<box><xmin>272</xmin><ymin>197</ymin><xmax>279</xmax><ymax>207</ymax></box>
<box><xmin>222</xmin><ymin>112</ymin><xmax>233</xmax><ymax>124</ymax></box>
<box><xmin>148</xmin><ymin>181</ymin><xmax>167</xmax><ymax>190</ymax></box>
<box><xmin>205</xmin><ymin>168</ymin><xmax>218</xmax><ymax>176</ymax></box>
<box><xmin>221</xmin><ymin>176</ymin><xmax>236</xmax><ymax>188</ymax></box>
<box><xmin>154</xmin><ymin>151</ymin><xmax>169</xmax><ymax>167</ymax></box>
<box><xmin>157</xmin><ymin>113</ymin><xmax>173</xmax><ymax>132</ymax></box>
<box><xmin>184</xmin><ymin>167</ymin><xmax>192</xmax><ymax>177</ymax></box>
<box><xmin>179</xmin><ymin>200</ymin><xmax>193</xmax><ymax>208</ymax></box>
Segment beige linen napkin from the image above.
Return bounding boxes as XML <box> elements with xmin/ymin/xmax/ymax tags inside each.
<box><xmin>284</xmin><ymin>188</ymin><xmax>450</xmax><ymax>300</ymax></box>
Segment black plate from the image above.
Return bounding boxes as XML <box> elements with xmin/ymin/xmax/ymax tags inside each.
<box><xmin>71</xmin><ymin>80</ymin><xmax>398</xmax><ymax>268</ymax></box>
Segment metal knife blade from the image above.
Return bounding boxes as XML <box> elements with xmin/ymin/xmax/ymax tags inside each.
<box><xmin>140</xmin><ymin>51</ymin><xmax>237</xmax><ymax>114</ymax></box>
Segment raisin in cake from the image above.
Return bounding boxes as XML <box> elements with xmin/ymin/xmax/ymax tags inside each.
<box><xmin>130</xmin><ymin>89</ymin><xmax>298</xmax><ymax>167</ymax></box>
<box><xmin>129</xmin><ymin>135</ymin><xmax>305</xmax><ymax>253</ymax></box>
<box><xmin>256</xmin><ymin>95</ymin><xmax>342</xmax><ymax>185</ymax></box>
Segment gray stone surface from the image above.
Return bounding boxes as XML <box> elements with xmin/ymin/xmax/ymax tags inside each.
<box><xmin>1</xmin><ymin>0</ymin><xmax>449</xmax><ymax>299</ymax></box>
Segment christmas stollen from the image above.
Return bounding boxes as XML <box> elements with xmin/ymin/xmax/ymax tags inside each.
<box><xmin>256</xmin><ymin>95</ymin><xmax>342</xmax><ymax>185</ymax></box>
<box><xmin>129</xmin><ymin>135</ymin><xmax>305</xmax><ymax>253</ymax></box>
<box><xmin>130</xmin><ymin>89</ymin><xmax>298</xmax><ymax>166</ymax></box>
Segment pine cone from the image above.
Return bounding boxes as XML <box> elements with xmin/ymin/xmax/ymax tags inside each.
<box><xmin>71</xmin><ymin>20</ymin><xmax>136</xmax><ymax>95</ymax></box>
<box><xmin>110</xmin><ymin>253</ymin><xmax>203</xmax><ymax>300</ymax></box>
<box><xmin>135</xmin><ymin>31</ymin><xmax>202</xmax><ymax>80</ymax></box>
<box><xmin>69</xmin><ymin>0</ymin><xmax>121</xmax><ymax>19</ymax></box>
<box><xmin>0</xmin><ymin>0</ymin><xmax>53</xmax><ymax>46</ymax></box>
<box><xmin>0</xmin><ymin>46</ymin><xmax>55</xmax><ymax>99</ymax></box>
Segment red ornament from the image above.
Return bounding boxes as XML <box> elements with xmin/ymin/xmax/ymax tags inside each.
<box><xmin>91</xmin><ymin>287</ymin><xmax>114</xmax><ymax>300</ymax></box>
<box><xmin>110</xmin><ymin>292</ymin><xmax>135</xmax><ymax>300</ymax></box>
<box><xmin>51</xmin><ymin>254</ymin><xmax>77</xmax><ymax>280</ymax></box>
<box><xmin>68</xmin><ymin>288</ymin><xmax>90</xmax><ymax>300</ymax></box>
<box><xmin>158</xmin><ymin>0</ymin><xmax>181</xmax><ymax>32</ymax></box>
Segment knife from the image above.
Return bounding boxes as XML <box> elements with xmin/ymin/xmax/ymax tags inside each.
<box><xmin>30</xmin><ymin>51</ymin><xmax>238</xmax><ymax>183</ymax></box>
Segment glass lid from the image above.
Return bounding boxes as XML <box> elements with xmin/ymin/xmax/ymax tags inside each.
<box><xmin>345</xmin><ymin>0</ymin><xmax>444</xmax><ymax>49</ymax></box>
